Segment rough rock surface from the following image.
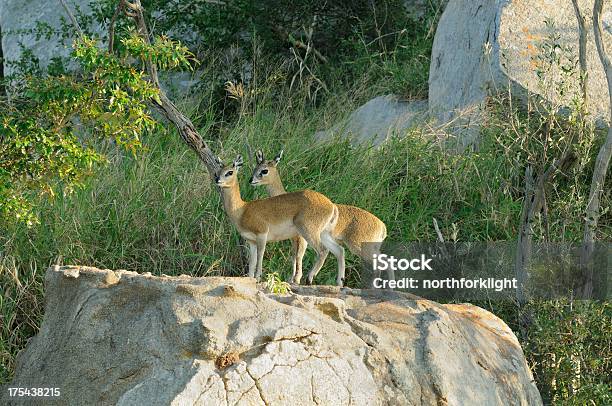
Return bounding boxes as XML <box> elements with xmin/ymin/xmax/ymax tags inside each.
<box><xmin>429</xmin><ymin>0</ymin><xmax>612</xmax><ymax>148</ymax></box>
<box><xmin>0</xmin><ymin>0</ymin><xmax>100</xmax><ymax>77</ymax></box>
<box><xmin>315</xmin><ymin>96</ymin><xmax>428</xmax><ymax>145</ymax></box>
<box><xmin>5</xmin><ymin>266</ymin><xmax>542</xmax><ymax>405</ymax></box>
<box><xmin>0</xmin><ymin>0</ymin><xmax>195</xmax><ymax>97</ymax></box>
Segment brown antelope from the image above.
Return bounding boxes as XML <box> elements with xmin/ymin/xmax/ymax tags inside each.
<box><xmin>249</xmin><ymin>150</ymin><xmax>393</xmax><ymax>285</ymax></box>
<box><xmin>215</xmin><ymin>155</ymin><xmax>347</xmax><ymax>286</ymax></box>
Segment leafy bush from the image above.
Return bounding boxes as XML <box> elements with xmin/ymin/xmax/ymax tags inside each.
<box><xmin>0</xmin><ymin>30</ymin><xmax>197</xmax><ymax>224</ymax></box>
<box><xmin>532</xmin><ymin>300</ymin><xmax>611</xmax><ymax>404</ymax></box>
<box><xmin>109</xmin><ymin>0</ymin><xmax>425</xmax><ymax>58</ymax></box>
<box><xmin>470</xmin><ymin>299</ymin><xmax>611</xmax><ymax>406</ymax></box>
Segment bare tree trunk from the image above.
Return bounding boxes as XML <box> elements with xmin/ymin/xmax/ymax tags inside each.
<box><xmin>515</xmin><ymin>166</ymin><xmax>535</xmax><ymax>306</ymax></box>
<box><xmin>0</xmin><ymin>23</ymin><xmax>5</xmax><ymax>97</ymax></box>
<box><xmin>581</xmin><ymin>0</ymin><xmax>612</xmax><ymax>298</ymax></box>
<box><xmin>515</xmin><ymin>152</ymin><xmax>575</xmax><ymax>306</ymax></box>
<box><xmin>571</xmin><ymin>0</ymin><xmax>589</xmax><ymax>109</ymax></box>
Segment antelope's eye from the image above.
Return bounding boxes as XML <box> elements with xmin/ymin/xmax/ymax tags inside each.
<box><xmin>261</xmin><ymin>169</ymin><xmax>269</xmax><ymax>175</ymax></box>
<box><xmin>226</xmin><ymin>171</ymin><xmax>233</xmax><ymax>176</ymax></box>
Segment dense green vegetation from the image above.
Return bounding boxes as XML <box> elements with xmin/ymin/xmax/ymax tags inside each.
<box><xmin>0</xmin><ymin>1</ymin><xmax>610</xmax><ymax>404</ymax></box>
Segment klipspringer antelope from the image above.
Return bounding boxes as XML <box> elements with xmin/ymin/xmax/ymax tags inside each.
<box><xmin>249</xmin><ymin>150</ymin><xmax>392</xmax><ymax>285</ymax></box>
<box><xmin>215</xmin><ymin>155</ymin><xmax>347</xmax><ymax>286</ymax></box>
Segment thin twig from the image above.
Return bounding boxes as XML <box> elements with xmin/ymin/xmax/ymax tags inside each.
<box><xmin>542</xmin><ymin>191</ymin><xmax>550</xmax><ymax>242</ymax></box>
<box><xmin>593</xmin><ymin>0</ymin><xmax>612</xmax><ymax>80</ymax></box>
<box><xmin>289</xmin><ymin>47</ymin><xmax>329</xmax><ymax>100</ymax></box>
<box><xmin>432</xmin><ymin>218</ymin><xmax>445</xmax><ymax>243</ymax></box>
<box><xmin>432</xmin><ymin>217</ymin><xmax>450</xmax><ymax>260</ymax></box>
<box><xmin>272</xmin><ymin>25</ymin><xmax>328</xmax><ymax>64</ymax></box>
<box><xmin>124</xmin><ymin>0</ymin><xmax>159</xmax><ymax>88</ymax></box>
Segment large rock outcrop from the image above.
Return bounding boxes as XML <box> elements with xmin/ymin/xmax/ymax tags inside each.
<box><xmin>0</xmin><ymin>0</ymin><xmax>198</xmax><ymax>95</ymax></box>
<box><xmin>0</xmin><ymin>0</ymin><xmax>100</xmax><ymax>77</ymax></box>
<box><xmin>429</xmin><ymin>0</ymin><xmax>612</xmax><ymax>147</ymax></box>
<box><xmin>5</xmin><ymin>266</ymin><xmax>542</xmax><ymax>405</ymax></box>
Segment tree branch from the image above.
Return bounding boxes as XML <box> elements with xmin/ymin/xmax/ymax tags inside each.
<box><xmin>59</xmin><ymin>0</ymin><xmax>84</xmax><ymax>39</ymax></box>
<box><xmin>515</xmin><ymin>149</ymin><xmax>575</xmax><ymax>305</ymax></box>
<box><xmin>593</xmin><ymin>0</ymin><xmax>612</xmax><ymax>111</ymax></box>
<box><xmin>108</xmin><ymin>0</ymin><xmax>125</xmax><ymax>54</ymax></box>
<box><xmin>581</xmin><ymin>0</ymin><xmax>612</xmax><ymax>297</ymax></box>
<box><xmin>571</xmin><ymin>0</ymin><xmax>589</xmax><ymax>109</ymax></box>
<box><xmin>122</xmin><ymin>0</ymin><xmax>222</xmax><ymax>176</ymax></box>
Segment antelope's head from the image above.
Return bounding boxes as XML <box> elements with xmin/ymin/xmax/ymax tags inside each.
<box><xmin>215</xmin><ymin>155</ymin><xmax>243</xmax><ymax>188</ymax></box>
<box><xmin>249</xmin><ymin>149</ymin><xmax>283</xmax><ymax>186</ymax></box>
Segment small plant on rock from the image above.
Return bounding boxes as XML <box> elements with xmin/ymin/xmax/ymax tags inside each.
<box><xmin>265</xmin><ymin>272</ymin><xmax>291</xmax><ymax>295</ymax></box>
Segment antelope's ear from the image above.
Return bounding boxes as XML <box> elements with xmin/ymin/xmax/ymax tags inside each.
<box><xmin>233</xmin><ymin>155</ymin><xmax>244</xmax><ymax>169</ymax></box>
<box><xmin>273</xmin><ymin>149</ymin><xmax>284</xmax><ymax>165</ymax></box>
<box><xmin>255</xmin><ymin>149</ymin><xmax>264</xmax><ymax>164</ymax></box>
